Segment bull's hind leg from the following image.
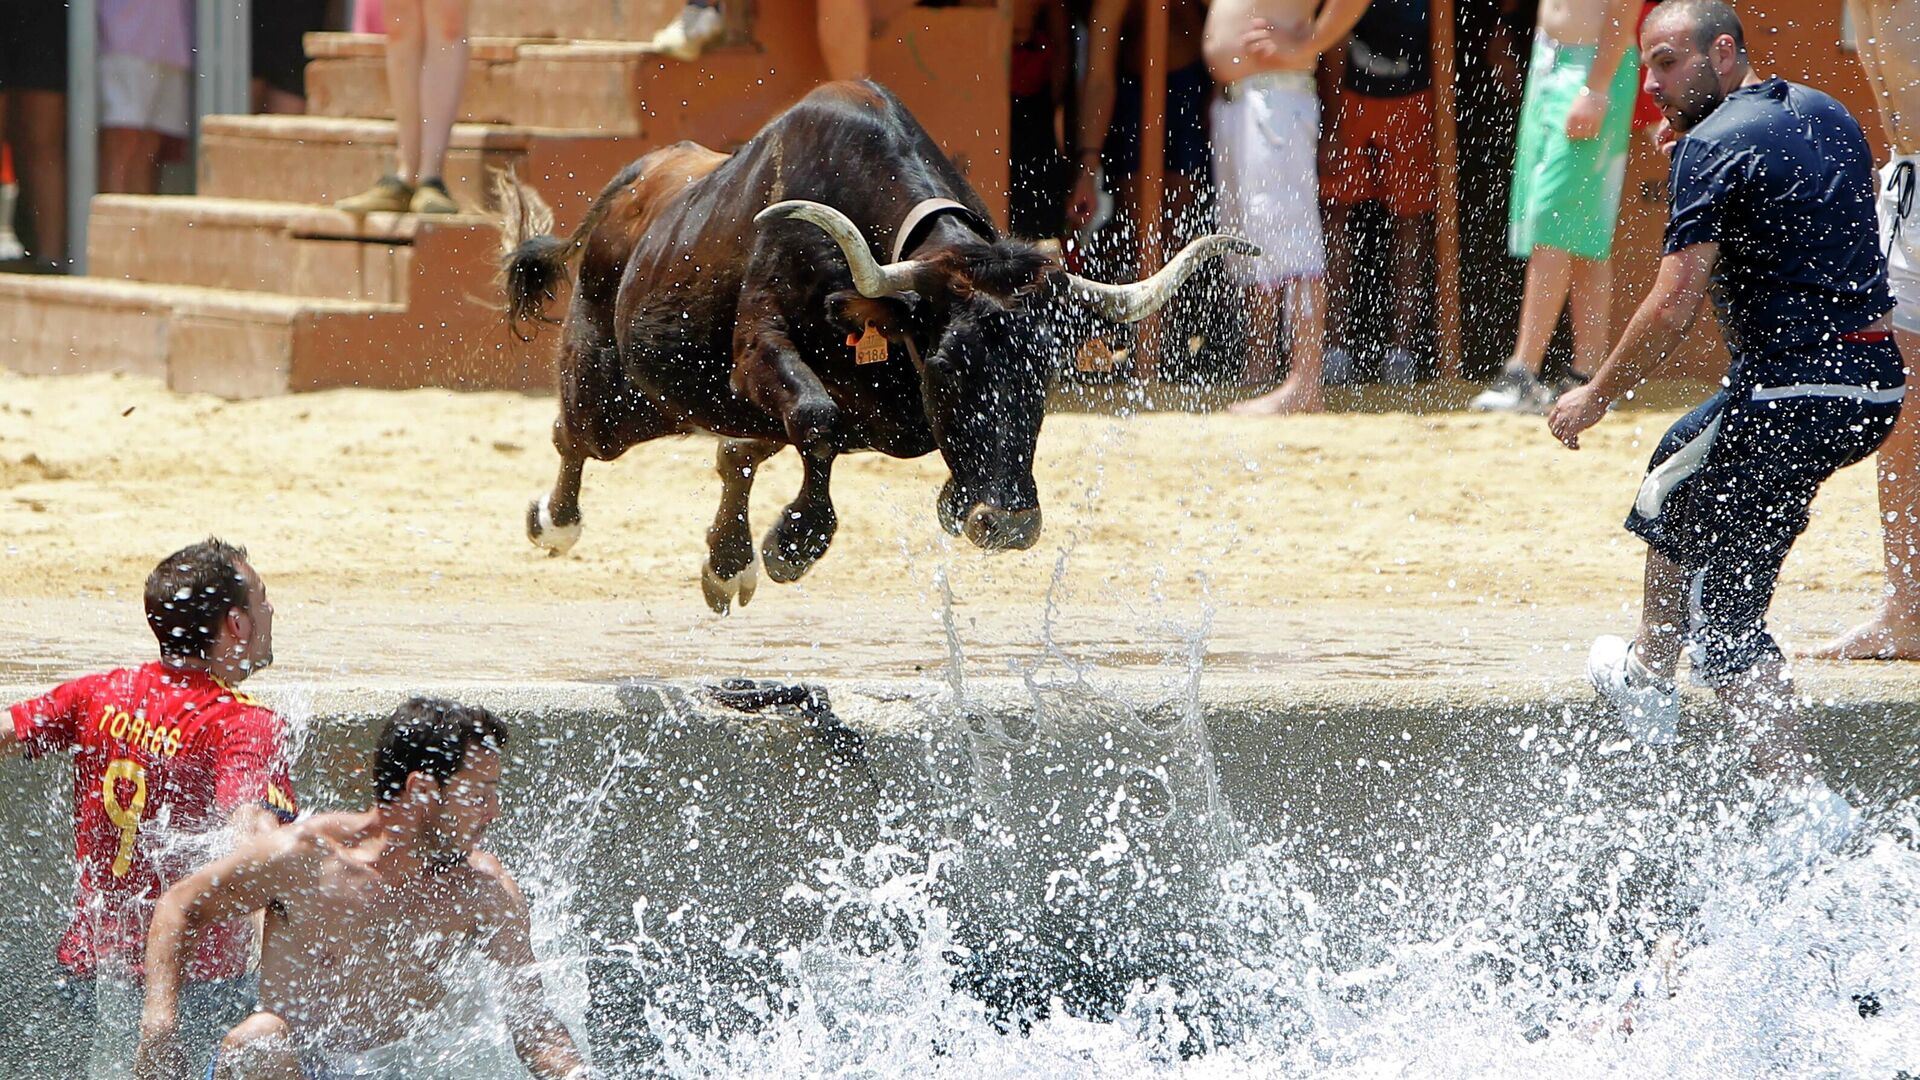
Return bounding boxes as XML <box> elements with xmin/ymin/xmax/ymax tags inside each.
<box><xmin>703</xmin><ymin>437</ymin><xmax>781</xmax><ymax>614</ymax></box>
<box><xmin>529</xmin><ymin>421</ymin><xmax>586</xmax><ymax>556</ymax></box>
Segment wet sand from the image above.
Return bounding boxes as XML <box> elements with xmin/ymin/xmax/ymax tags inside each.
<box><xmin>0</xmin><ymin>371</ymin><xmax>1904</xmax><ymax>693</ymax></box>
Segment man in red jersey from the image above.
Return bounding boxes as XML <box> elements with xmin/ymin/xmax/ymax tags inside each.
<box><xmin>3</xmin><ymin>537</ymin><xmax>297</xmax><ymax>1076</ymax></box>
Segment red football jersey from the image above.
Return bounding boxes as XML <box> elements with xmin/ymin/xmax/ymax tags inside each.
<box><xmin>10</xmin><ymin>662</ymin><xmax>298</xmax><ymax>981</ymax></box>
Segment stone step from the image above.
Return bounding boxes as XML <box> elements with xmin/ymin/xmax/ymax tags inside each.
<box><xmin>197</xmin><ymin>115</ymin><xmax>533</xmax><ymax>210</ymax></box>
<box><xmin>303</xmin><ymin>33</ymin><xmax>813</xmax><ymax>138</ymax></box>
<box><xmin>467</xmin><ymin>0</ymin><xmax>686</xmax><ymax>42</ymax></box>
<box><xmin>86</xmin><ymin>195</ymin><xmax>494</xmax><ymax>304</ymax></box>
<box><xmin>0</xmin><ymin>274</ymin><xmax>393</xmax><ymax>396</ymax></box>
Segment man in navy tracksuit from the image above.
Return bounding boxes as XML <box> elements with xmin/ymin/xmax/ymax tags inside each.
<box><xmin>1547</xmin><ymin>0</ymin><xmax>1904</xmax><ymax>827</ymax></box>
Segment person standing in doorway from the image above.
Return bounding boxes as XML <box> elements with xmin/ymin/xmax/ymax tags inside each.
<box><xmin>1473</xmin><ymin>0</ymin><xmax>1642</xmax><ymax>413</ymax></box>
<box><xmin>1548</xmin><ymin>2</ymin><xmax>1902</xmax><ymax>837</ymax></box>
<box><xmin>1320</xmin><ymin>0</ymin><xmax>1435</xmax><ymax>386</ymax></box>
<box><xmin>1808</xmin><ymin>0</ymin><xmax>1920</xmax><ymax>660</ymax></box>
<box><xmin>335</xmin><ymin>0</ymin><xmax>471</xmax><ymax>214</ymax></box>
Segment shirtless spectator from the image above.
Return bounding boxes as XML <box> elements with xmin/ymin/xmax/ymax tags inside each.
<box><xmin>135</xmin><ymin>699</ymin><xmax>592</xmax><ymax>1080</ymax></box>
<box><xmin>1810</xmin><ymin>0</ymin><xmax>1920</xmax><ymax>660</ymax></box>
<box><xmin>1206</xmin><ymin>0</ymin><xmax>1370</xmax><ymax>414</ymax></box>
<box><xmin>1472</xmin><ymin>0</ymin><xmax>1641</xmax><ymax>413</ymax></box>
<box><xmin>4</xmin><ymin>539</ymin><xmax>296</xmax><ymax>1076</ymax></box>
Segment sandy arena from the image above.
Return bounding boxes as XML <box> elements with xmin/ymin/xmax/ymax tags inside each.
<box><xmin>0</xmin><ymin>370</ymin><xmax>1906</xmax><ymax>694</ymax></box>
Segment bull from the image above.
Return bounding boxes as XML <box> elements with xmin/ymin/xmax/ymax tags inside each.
<box><xmin>499</xmin><ymin>81</ymin><xmax>1253</xmax><ymax>613</ymax></box>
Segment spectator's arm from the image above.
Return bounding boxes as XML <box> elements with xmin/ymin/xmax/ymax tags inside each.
<box><xmin>476</xmin><ymin>853</ymin><xmax>591</xmax><ymax>1079</ymax></box>
<box><xmin>1291</xmin><ymin>0</ymin><xmax>1373</xmax><ymax>63</ymax></box>
<box><xmin>1547</xmin><ymin>242</ymin><xmax>1717</xmax><ymax>448</ymax></box>
<box><xmin>1567</xmin><ymin>0</ymin><xmax>1641</xmax><ymax>137</ymax></box>
<box><xmin>135</xmin><ymin>826</ymin><xmax>317</xmax><ymax>1080</ymax></box>
<box><xmin>1047</xmin><ymin>1</ymin><xmax>1072</xmax><ymax>109</ymax></box>
<box><xmin>1076</xmin><ymin>0</ymin><xmax>1128</xmax><ymax>167</ymax></box>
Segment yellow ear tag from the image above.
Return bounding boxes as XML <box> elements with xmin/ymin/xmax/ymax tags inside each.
<box><xmin>854</xmin><ymin>322</ymin><xmax>890</xmax><ymax>365</ymax></box>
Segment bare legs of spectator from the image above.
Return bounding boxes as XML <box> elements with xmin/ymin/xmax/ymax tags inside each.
<box><xmin>1510</xmin><ymin>245</ymin><xmax>1611</xmax><ymax>382</ymax></box>
<box><xmin>99</xmin><ymin>127</ymin><xmax>165</xmax><ymax>195</ymax></box>
<box><xmin>337</xmin><ymin>0</ymin><xmax>468</xmax><ymax>213</ymax></box>
<box><xmin>1</xmin><ymin>89</ymin><xmax>67</xmax><ymax>265</ymax></box>
<box><xmin>1808</xmin><ymin>325</ymin><xmax>1920</xmax><ymax>660</ymax></box>
<box><xmin>1229</xmin><ymin>277</ymin><xmax>1326</xmax><ymax>415</ymax></box>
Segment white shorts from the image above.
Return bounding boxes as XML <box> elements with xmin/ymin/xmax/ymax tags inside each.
<box><xmin>100</xmin><ymin>53</ymin><xmax>191</xmax><ymax>138</ymax></box>
<box><xmin>1210</xmin><ymin>71</ymin><xmax>1325</xmax><ymax>285</ymax></box>
<box><xmin>1881</xmin><ymin>155</ymin><xmax>1919</xmax><ymax>335</ymax></box>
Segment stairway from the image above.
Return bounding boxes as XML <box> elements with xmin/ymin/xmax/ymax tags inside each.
<box><xmin>0</xmin><ymin>1</ymin><xmax>1009</xmax><ymax>398</ymax></box>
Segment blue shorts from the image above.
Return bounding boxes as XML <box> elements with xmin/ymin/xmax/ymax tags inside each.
<box><xmin>1103</xmin><ymin>60</ymin><xmax>1214</xmax><ymax>181</ymax></box>
<box><xmin>1626</xmin><ymin>338</ymin><xmax>1904</xmax><ymax>683</ymax></box>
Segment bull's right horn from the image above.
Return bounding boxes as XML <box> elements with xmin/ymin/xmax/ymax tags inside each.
<box><xmin>757</xmin><ymin>200</ymin><xmax>922</xmax><ymax>297</ymax></box>
<box><xmin>1065</xmin><ymin>233</ymin><xmax>1261</xmax><ymax>324</ymax></box>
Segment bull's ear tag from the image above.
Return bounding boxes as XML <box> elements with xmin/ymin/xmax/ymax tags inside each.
<box><xmin>854</xmin><ymin>322</ymin><xmax>889</xmax><ymax>365</ymax></box>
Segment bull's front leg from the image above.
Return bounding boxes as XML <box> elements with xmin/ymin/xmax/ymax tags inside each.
<box><xmin>702</xmin><ymin>437</ymin><xmax>781</xmax><ymax>614</ymax></box>
<box><xmin>735</xmin><ymin>321</ymin><xmax>841</xmax><ymax>585</ymax></box>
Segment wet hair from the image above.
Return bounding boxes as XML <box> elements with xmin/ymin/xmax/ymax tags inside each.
<box><xmin>373</xmin><ymin>698</ymin><xmax>510</xmax><ymax>802</ymax></box>
<box><xmin>144</xmin><ymin>538</ymin><xmax>250</xmax><ymax>662</ymax></box>
<box><xmin>1653</xmin><ymin>0</ymin><xmax>1747</xmax><ymax>59</ymax></box>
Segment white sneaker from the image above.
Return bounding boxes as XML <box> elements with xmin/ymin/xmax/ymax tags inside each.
<box><xmin>646</xmin><ymin>2</ymin><xmax>724</xmax><ymax>61</ymax></box>
<box><xmin>1588</xmin><ymin>635</ymin><xmax>1680</xmax><ymax>745</ymax></box>
<box><xmin>1470</xmin><ymin>364</ymin><xmax>1555</xmax><ymax>414</ymax></box>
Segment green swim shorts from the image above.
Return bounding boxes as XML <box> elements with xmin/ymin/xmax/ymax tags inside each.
<box><xmin>1508</xmin><ymin>33</ymin><xmax>1641</xmax><ymax>261</ymax></box>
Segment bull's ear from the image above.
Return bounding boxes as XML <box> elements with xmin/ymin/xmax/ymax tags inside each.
<box><xmin>825</xmin><ymin>291</ymin><xmax>918</xmax><ymax>338</ymax></box>
<box><xmin>957</xmin><ymin>241</ymin><xmax>1059</xmax><ymax>306</ymax></box>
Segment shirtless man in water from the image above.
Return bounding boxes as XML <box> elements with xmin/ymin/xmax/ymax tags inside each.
<box><xmin>1206</xmin><ymin>0</ymin><xmax>1369</xmax><ymax>415</ymax></box>
<box><xmin>1808</xmin><ymin>0</ymin><xmax>1920</xmax><ymax>660</ymax></box>
<box><xmin>134</xmin><ymin>699</ymin><xmax>593</xmax><ymax>1079</ymax></box>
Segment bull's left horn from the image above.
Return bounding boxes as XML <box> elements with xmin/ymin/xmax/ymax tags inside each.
<box><xmin>756</xmin><ymin>200</ymin><xmax>921</xmax><ymax>297</ymax></box>
<box><xmin>1065</xmin><ymin>234</ymin><xmax>1261</xmax><ymax>324</ymax></box>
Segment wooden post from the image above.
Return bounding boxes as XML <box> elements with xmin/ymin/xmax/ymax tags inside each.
<box><xmin>1431</xmin><ymin>0</ymin><xmax>1463</xmax><ymax>378</ymax></box>
<box><xmin>1134</xmin><ymin>0</ymin><xmax>1170</xmax><ymax>378</ymax></box>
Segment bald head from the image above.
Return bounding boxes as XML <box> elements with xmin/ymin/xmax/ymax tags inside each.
<box><xmin>1647</xmin><ymin>0</ymin><xmax>1747</xmax><ymax>59</ymax></box>
<box><xmin>1641</xmin><ymin>0</ymin><xmax>1754</xmax><ymax>132</ymax></box>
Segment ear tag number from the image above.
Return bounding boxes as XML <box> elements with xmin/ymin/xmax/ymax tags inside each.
<box><xmin>102</xmin><ymin>758</ymin><xmax>148</xmax><ymax>878</ymax></box>
<box><xmin>854</xmin><ymin>323</ymin><xmax>890</xmax><ymax>365</ymax></box>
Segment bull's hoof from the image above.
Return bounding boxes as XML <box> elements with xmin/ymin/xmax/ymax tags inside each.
<box><xmin>527</xmin><ymin>494</ymin><xmax>582</xmax><ymax>556</ymax></box>
<box><xmin>761</xmin><ymin>512</ymin><xmax>834</xmax><ymax>584</ymax></box>
<box><xmin>701</xmin><ymin>558</ymin><xmax>758</xmax><ymax>615</ymax></box>
<box><xmin>936</xmin><ymin>478</ymin><xmax>966</xmax><ymax>537</ymax></box>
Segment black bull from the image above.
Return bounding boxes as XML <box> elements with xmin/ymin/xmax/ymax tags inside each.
<box><xmin>500</xmin><ymin>81</ymin><xmax>1255</xmax><ymax>613</ymax></box>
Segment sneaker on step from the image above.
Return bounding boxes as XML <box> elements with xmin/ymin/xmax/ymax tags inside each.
<box><xmin>1381</xmin><ymin>346</ymin><xmax>1421</xmax><ymax>386</ymax></box>
<box><xmin>1588</xmin><ymin>635</ymin><xmax>1680</xmax><ymax>745</ymax></box>
<box><xmin>335</xmin><ymin>174</ymin><xmax>414</xmax><ymax>214</ymax></box>
<box><xmin>409</xmin><ymin>177</ymin><xmax>460</xmax><ymax>214</ymax></box>
<box><xmin>647</xmin><ymin>2</ymin><xmax>725</xmax><ymax>61</ymax></box>
<box><xmin>1470</xmin><ymin>364</ymin><xmax>1550</xmax><ymax>413</ymax></box>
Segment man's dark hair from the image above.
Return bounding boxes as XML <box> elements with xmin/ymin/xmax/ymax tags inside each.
<box><xmin>1655</xmin><ymin>0</ymin><xmax>1747</xmax><ymax>58</ymax></box>
<box><xmin>373</xmin><ymin>698</ymin><xmax>510</xmax><ymax>802</ymax></box>
<box><xmin>144</xmin><ymin>538</ymin><xmax>249</xmax><ymax>662</ymax></box>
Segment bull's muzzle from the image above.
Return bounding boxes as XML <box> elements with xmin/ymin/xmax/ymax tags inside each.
<box><xmin>963</xmin><ymin>504</ymin><xmax>1042</xmax><ymax>551</ymax></box>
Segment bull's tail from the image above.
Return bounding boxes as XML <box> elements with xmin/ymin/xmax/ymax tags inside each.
<box><xmin>493</xmin><ymin>167</ymin><xmax>574</xmax><ymax>341</ymax></box>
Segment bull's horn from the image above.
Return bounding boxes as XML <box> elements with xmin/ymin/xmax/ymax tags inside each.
<box><xmin>1065</xmin><ymin>234</ymin><xmax>1261</xmax><ymax>324</ymax></box>
<box><xmin>756</xmin><ymin>200</ymin><xmax>921</xmax><ymax>297</ymax></box>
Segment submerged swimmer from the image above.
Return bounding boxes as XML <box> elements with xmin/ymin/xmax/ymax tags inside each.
<box><xmin>134</xmin><ymin>698</ymin><xmax>594</xmax><ymax>1079</ymax></box>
